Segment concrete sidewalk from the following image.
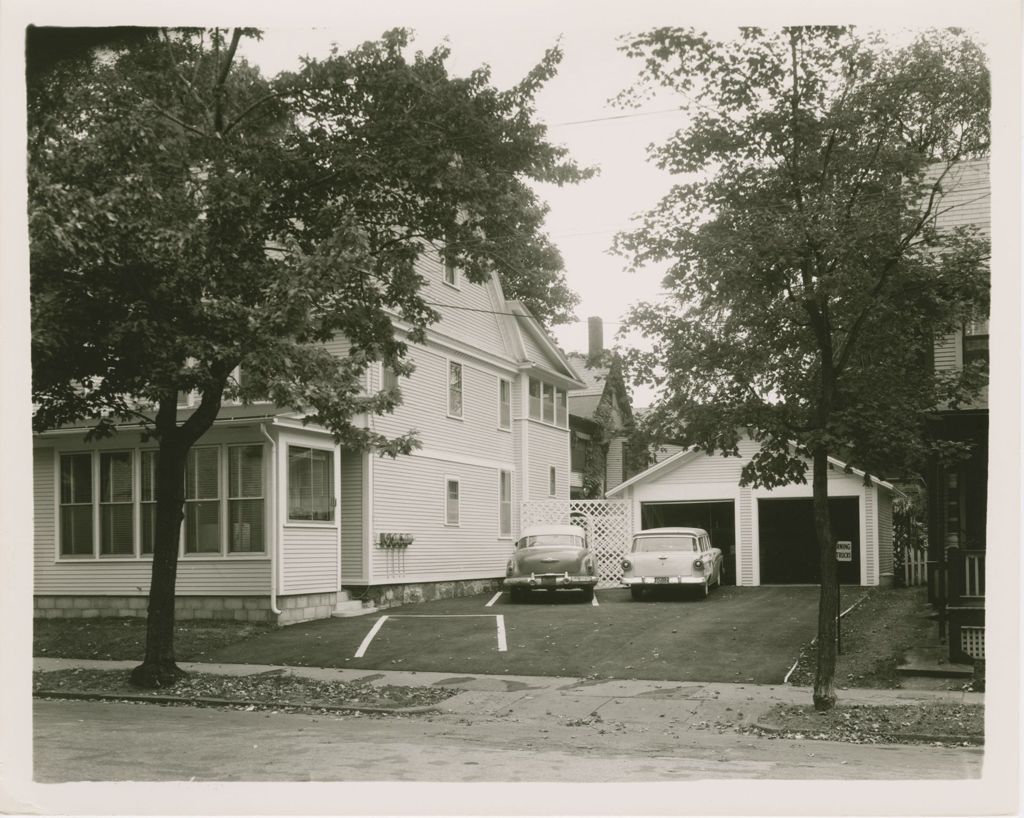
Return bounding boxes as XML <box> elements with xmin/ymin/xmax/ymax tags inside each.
<box><xmin>33</xmin><ymin>657</ymin><xmax>982</xmax><ymax>728</ymax></box>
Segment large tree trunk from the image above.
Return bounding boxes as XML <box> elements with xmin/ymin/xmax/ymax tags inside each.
<box><xmin>129</xmin><ymin>433</ymin><xmax>188</xmax><ymax>688</ymax></box>
<box><xmin>130</xmin><ymin>385</ymin><xmax>225</xmax><ymax>689</ymax></box>
<box><xmin>811</xmin><ymin>443</ymin><xmax>838</xmax><ymax>711</ymax></box>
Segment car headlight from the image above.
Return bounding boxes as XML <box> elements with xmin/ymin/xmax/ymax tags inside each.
<box><xmin>621</xmin><ymin>558</ymin><xmax>632</xmax><ymax>572</ymax></box>
<box><xmin>584</xmin><ymin>558</ymin><xmax>594</xmax><ymax>573</ymax></box>
<box><xmin>693</xmin><ymin>558</ymin><xmax>704</xmax><ymax>570</ymax></box>
<box><xmin>506</xmin><ymin>559</ymin><xmax>515</xmax><ymax>576</ymax></box>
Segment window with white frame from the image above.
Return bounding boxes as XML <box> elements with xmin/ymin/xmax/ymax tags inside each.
<box><xmin>140</xmin><ymin>450</ymin><xmax>158</xmax><ymax>555</ymax></box>
<box><xmin>527</xmin><ymin>377</ymin><xmax>568</xmax><ymax>429</ymax></box>
<box><xmin>542</xmin><ymin>383</ymin><xmax>555</xmax><ymax>423</ymax></box>
<box><xmin>382</xmin><ymin>364</ymin><xmax>399</xmax><ymax>392</ymax></box>
<box><xmin>57</xmin><ymin>445</ymin><xmax>267</xmax><ymax>559</ymax></box>
<box><xmin>443</xmin><ymin>258</ymin><xmax>458</xmax><ymax>287</ymax></box>
<box><xmin>448</xmin><ymin>360</ymin><xmax>464</xmax><ymax>418</ymax></box>
<box><xmin>528</xmin><ymin>378</ymin><xmax>541</xmax><ymax>419</ymax></box>
<box><xmin>228</xmin><ymin>445</ymin><xmax>264</xmax><ymax>552</ymax></box>
<box><xmin>288</xmin><ymin>446</ymin><xmax>334</xmax><ymax>522</ymax></box>
<box><xmin>498</xmin><ymin>378</ymin><xmax>511</xmax><ymax>429</ymax></box>
<box><xmin>445</xmin><ymin>478</ymin><xmax>460</xmax><ymax>525</ymax></box>
<box><xmin>59</xmin><ymin>453</ymin><xmax>93</xmax><ymax>556</ymax></box>
<box><xmin>549</xmin><ymin>466</ymin><xmax>557</xmax><ymax>497</ymax></box>
<box><xmin>499</xmin><ymin>470</ymin><xmax>512</xmax><ymax>537</ymax></box>
<box><xmin>99</xmin><ymin>451</ymin><xmax>134</xmax><ymax>555</ymax></box>
<box><xmin>185</xmin><ymin>447</ymin><xmax>220</xmax><ymax>553</ymax></box>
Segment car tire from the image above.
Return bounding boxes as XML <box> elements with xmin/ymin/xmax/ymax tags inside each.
<box><xmin>580</xmin><ymin>586</ymin><xmax>594</xmax><ymax>603</ymax></box>
<box><xmin>629</xmin><ymin>586</ymin><xmax>644</xmax><ymax>601</ymax></box>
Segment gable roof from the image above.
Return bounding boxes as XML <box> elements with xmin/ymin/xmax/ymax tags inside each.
<box><xmin>504</xmin><ymin>300</ymin><xmax>585</xmax><ymax>387</ymax></box>
<box><xmin>607</xmin><ymin>443</ymin><xmax>895</xmax><ymax>496</ymax></box>
<box><xmin>564</xmin><ymin>352</ymin><xmax>633</xmax><ymax>425</ymax></box>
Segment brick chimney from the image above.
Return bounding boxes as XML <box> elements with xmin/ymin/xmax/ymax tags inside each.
<box><xmin>587</xmin><ymin>316</ymin><xmax>603</xmax><ymax>365</ymax></box>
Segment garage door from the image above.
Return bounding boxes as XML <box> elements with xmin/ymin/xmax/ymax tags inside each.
<box><xmin>758</xmin><ymin>497</ymin><xmax>860</xmax><ymax>584</ymax></box>
<box><xmin>640</xmin><ymin>500</ymin><xmax>736</xmax><ymax>585</ymax></box>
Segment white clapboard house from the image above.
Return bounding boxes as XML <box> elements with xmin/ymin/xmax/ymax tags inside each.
<box><xmin>33</xmin><ymin>254</ymin><xmax>584</xmax><ymax>624</ymax></box>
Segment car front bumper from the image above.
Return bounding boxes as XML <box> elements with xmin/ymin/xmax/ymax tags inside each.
<box><xmin>504</xmin><ymin>574</ymin><xmax>598</xmax><ymax>588</ymax></box>
<box><xmin>621</xmin><ymin>576</ymin><xmax>705</xmax><ymax>586</ymax></box>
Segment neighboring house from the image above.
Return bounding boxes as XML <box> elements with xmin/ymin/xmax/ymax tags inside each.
<box><xmin>566</xmin><ymin>318</ymin><xmax>635</xmax><ymax>498</ymax></box>
<box><xmin>922</xmin><ymin>157</ymin><xmax>990</xmax><ymax>663</ymax></box>
<box><xmin>607</xmin><ymin>433</ymin><xmax>898</xmax><ymax>587</ymax></box>
<box><xmin>32</xmin><ymin>252</ymin><xmax>585</xmax><ymax>624</ymax></box>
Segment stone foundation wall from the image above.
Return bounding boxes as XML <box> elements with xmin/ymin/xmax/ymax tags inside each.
<box><xmin>34</xmin><ymin>592</ymin><xmax>337</xmax><ymax>625</ymax></box>
<box><xmin>349</xmin><ymin>577</ymin><xmax>503</xmax><ymax>609</ymax></box>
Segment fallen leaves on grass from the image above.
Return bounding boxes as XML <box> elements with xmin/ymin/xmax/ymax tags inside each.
<box><xmin>748</xmin><ymin>702</ymin><xmax>983</xmax><ymax>746</ymax></box>
<box><xmin>33</xmin><ymin>668</ymin><xmax>456</xmax><ymax>712</ymax></box>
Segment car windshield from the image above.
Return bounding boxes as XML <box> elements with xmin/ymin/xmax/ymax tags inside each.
<box><xmin>517</xmin><ymin>534</ymin><xmax>584</xmax><ymax>550</ymax></box>
<box><xmin>632</xmin><ymin>536</ymin><xmax>698</xmax><ymax>553</ymax></box>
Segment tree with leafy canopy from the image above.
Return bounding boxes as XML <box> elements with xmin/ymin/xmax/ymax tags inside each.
<box><xmin>615</xmin><ymin>26</ymin><xmax>989</xmax><ymax>710</ymax></box>
<box><xmin>29</xmin><ymin>26</ymin><xmax>590</xmax><ymax>688</ymax></box>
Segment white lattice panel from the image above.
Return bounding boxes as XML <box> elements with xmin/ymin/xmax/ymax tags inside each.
<box><xmin>960</xmin><ymin>626</ymin><xmax>985</xmax><ymax>660</ymax></box>
<box><xmin>522</xmin><ymin>499</ymin><xmax>633</xmax><ymax>588</ymax></box>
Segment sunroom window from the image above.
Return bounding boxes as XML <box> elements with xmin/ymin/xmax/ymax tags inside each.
<box><xmin>229</xmin><ymin>445</ymin><xmax>264</xmax><ymax>552</ymax></box>
<box><xmin>288</xmin><ymin>446</ymin><xmax>334</xmax><ymax>522</ymax></box>
<box><xmin>185</xmin><ymin>447</ymin><xmax>221</xmax><ymax>553</ymax></box>
<box><xmin>99</xmin><ymin>451</ymin><xmax>134</xmax><ymax>555</ymax></box>
<box><xmin>59</xmin><ymin>453</ymin><xmax>93</xmax><ymax>556</ymax></box>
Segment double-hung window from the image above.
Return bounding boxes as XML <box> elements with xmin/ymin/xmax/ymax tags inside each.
<box><xmin>445</xmin><ymin>478</ymin><xmax>460</xmax><ymax>525</ymax></box>
<box><xmin>140</xmin><ymin>451</ymin><xmax>158</xmax><ymax>555</ymax></box>
<box><xmin>185</xmin><ymin>447</ymin><xmax>220</xmax><ymax>553</ymax></box>
<box><xmin>228</xmin><ymin>445</ymin><xmax>264</xmax><ymax>551</ymax></box>
<box><xmin>499</xmin><ymin>471</ymin><xmax>512</xmax><ymax>537</ymax></box>
<box><xmin>99</xmin><ymin>451</ymin><xmax>134</xmax><ymax>555</ymax></box>
<box><xmin>59</xmin><ymin>453</ymin><xmax>94</xmax><ymax>556</ymax></box>
<box><xmin>498</xmin><ymin>378</ymin><xmax>511</xmax><ymax>429</ymax></box>
<box><xmin>288</xmin><ymin>446</ymin><xmax>334</xmax><ymax>522</ymax></box>
<box><xmin>549</xmin><ymin>466</ymin><xmax>557</xmax><ymax>497</ymax></box>
<box><xmin>448</xmin><ymin>361</ymin><xmax>464</xmax><ymax>418</ymax></box>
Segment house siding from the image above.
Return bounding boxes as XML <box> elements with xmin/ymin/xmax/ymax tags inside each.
<box><xmin>864</xmin><ymin>486</ymin><xmax>877</xmax><ymax>585</ymax></box>
<box><xmin>280</xmin><ymin>525</ymin><xmax>338</xmax><ymax>595</ymax></box>
<box><xmin>878</xmin><ymin>489</ymin><xmax>894</xmax><ymax>579</ymax></box>
<box><xmin>374</xmin><ymin>344</ymin><xmax>516</xmax><ymax>463</ymax></box>
<box><xmin>520</xmin><ymin>330</ymin><xmax>552</xmax><ymax>369</ymax></box>
<box><xmin>370</xmin><ymin>454</ymin><xmax>512</xmax><ymax>583</ymax></box>
<box><xmin>421</xmin><ymin>252</ymin><xmax>510</xmax><ymax>360</ymax></box>
<box><xmin>339</xmin><ymin>448</ymin><xmax>365</xmax><ymax>583</ymax></box>
<box><xmin>605</xmin><ymin>436</ymin><xmax>625</xmax><ymax>492</ymax></box>
<box><xmin>526</xmin><ymin>420</ymin><xmax>569</xmax><ymax>501</ymax></box>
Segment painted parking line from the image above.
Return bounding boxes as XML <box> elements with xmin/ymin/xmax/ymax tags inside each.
<box><xmin>353</xmin><ymin>614</ymin><xmax>508</xmax><ymax>658</ymax></box>
<box><xmin>495</xmin><ymin>615</ymin><xmax>507</xmax><ymax>652</ymax></box>
<box><xmin>354</xmin><ymin>615</ymin><xmax>389</xmax><ymax>658</ymax></box>
<box><xmin>485</xmin><ymin>591</ymin><xmax>503</xmax><ymax>607</ymax></box>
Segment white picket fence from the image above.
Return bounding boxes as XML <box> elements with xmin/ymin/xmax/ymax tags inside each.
<box><xmin>902</xmin><ymin>545</ymin><xmax>928</xmax><ymax>587</ymax></box>
<box><xmin>521</xmin><ymin>499</ymin><xmax>633</xmax><ymax>588</ymax></box>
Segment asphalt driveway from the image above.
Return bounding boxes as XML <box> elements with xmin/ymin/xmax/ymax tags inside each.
<box><xmin>205</xmin><ymin>585</ymin><xmax>860</xmax><ymax>684</ymax></box>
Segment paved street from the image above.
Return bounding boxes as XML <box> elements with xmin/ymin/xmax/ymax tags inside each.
<box><xmin>34</xmin><ymin>698</ymin><xmax>980</xmax><ymax>783</ymax></box>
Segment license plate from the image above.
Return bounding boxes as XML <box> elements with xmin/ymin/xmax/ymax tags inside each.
<box><xmin>542</xmin><ymin>577</ymin><xmax>557</xmax><ymax>585</ymax></box>
<box><xmin>654</xmin><ymin>577</ymin><xmax>669</xmax><ymax>584</ymax></box>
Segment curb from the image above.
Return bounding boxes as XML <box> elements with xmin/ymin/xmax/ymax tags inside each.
<box><xmin>33</xmin><ymin>689</ymin><xmax>443</xmax><ymax>715</ymax></box>
<box><xmin>752</xmin><ymin>721</ymin><xmax>984</xmax><ymax>746</ymax></box>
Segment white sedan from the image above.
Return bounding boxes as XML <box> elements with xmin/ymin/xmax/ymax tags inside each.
<box><xmin>620</xmin><ymin>527</ymin><xmax>724</xmax><ymax>600</ymax></box>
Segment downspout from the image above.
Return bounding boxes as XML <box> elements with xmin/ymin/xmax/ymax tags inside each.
<box><xmin>260</xmin><ymin>423</ymin><xmax>282</xmax><ymax>616</ymax></box>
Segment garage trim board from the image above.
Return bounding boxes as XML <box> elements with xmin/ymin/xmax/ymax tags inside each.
<box><xmin>353</xmin><ymin>614</ymin><xmax>508</xmax><ymax>658</ymax></box>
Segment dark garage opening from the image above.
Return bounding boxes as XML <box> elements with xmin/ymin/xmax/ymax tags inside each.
<box><xmin>641</xmin><ymin>500</ymin><xmax>736</xmax><ymax>584</ymax></box>
<box><xmin>758</xmin><ymin>497</ymin><xmax>860</xmax><ymax>584</ymax></box>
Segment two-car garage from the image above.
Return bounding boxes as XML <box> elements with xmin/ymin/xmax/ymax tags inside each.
<box><xmin>610</xmin><ymin>437</ymin><xmax>895</xmax><ymax>587</ymax></box>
